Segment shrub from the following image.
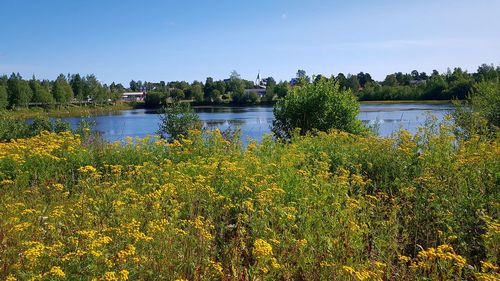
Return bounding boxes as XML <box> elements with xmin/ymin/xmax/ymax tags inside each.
<box><xmin>157</xmin><ymin>102</ymin><xmax>202</xmax><ymax>142</ymax></box>
<box><xmin>272</xmin><ymin>77</ymin><xmax>364</xmax><ymax>139</ymax></box>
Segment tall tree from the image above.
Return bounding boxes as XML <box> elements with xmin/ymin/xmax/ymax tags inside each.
<box><xmin>52</xmin><ymin>74</ymin><xmax>74</xmax><ymax>105</ymax></box>
<box><xmin>296</xmin><ymin>69</ymin><xmax>310</xmax><ymax>85</ymax></box>
<box><xmin>335</xmin><ymin>73</ymin><xmax>349</xmax><ymax>90</ymax></box>
<box><xmin>274</xmin><ymin>81</ymin><xmax>289</xmax><ymax>98</ymax></box>
<box><xmin>204</xmin><ymin>77</ymin><xmax>215</xmax><ymax>100</ymax></box>
<box><xmin>190</xmin><ymin>82</ymin><xmax>204</xmax><ymax>102</ymax></box>
<box><xmin>30</xmin><ymin>77</ymin><xmax>54</xmax><ymax>105</ymax></box>
<box><xmin>383</xmin><ymin>74</ymin><xmax>398</xmax><ymax>87</ymax></box>
<box><xmin>70</xmin><ymin>74</ymin><xmax>85</xmax><ymax>101</ymax></box>
<box><xmin>7</xmin><ymin>73</ymin><xmax>32</xmax><ymax>108</ymax></box>
<box><xmin>0</xmin><ymin>85</ymin><xmax>7</xmax><ymax>109</ymax></box>
<box><xmin>347</xmin><ymin>74</ymin><xmax>360</xmax><ymax>91</ymax></box>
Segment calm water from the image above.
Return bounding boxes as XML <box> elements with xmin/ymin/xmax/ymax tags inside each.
<box><xmin>60</xmin><ymin>103</ymin><xmax>453</xmax><ymax>142</ymax></box>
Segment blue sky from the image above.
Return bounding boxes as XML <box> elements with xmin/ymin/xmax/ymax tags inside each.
<box><xmin>1</xmin><ymin>0</ymin><xmax>499</xmax><ymax>84</ymax></box>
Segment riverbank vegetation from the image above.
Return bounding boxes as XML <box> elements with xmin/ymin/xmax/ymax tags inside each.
<box><xmin>0</xmin><ymin>119</ymin><xmax>498</xmax><ymax>280</ymax></box>
<box><xmin>1</xmin><ymin>64</ymin><xmax>499</xmax><ymax>113</ymax></box>
<box><xmin>1</xmin><ymin>76</ymin><xmax>499</xmax><ymax>280</ymax></box>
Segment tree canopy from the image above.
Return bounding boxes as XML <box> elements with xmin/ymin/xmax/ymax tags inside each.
<box><xmin>272</xmin><ymin>77</ymin><xmax>364</xmax><ymax>139</ymax></box>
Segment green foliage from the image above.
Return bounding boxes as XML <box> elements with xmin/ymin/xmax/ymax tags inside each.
<box><xmin>470</xmin><ymin>81</ymin><xmax>500</xmax><ymax>128</ymax></box>
<box><xmin>52</xmin><ymin>74</ymin><xmax>74</xmax><ymax>105</ymax></box>
<box><xmin>190</xmin><ymin>83</ymin><xmax>204</xmax><ymax>102</ymax></box>
<box><xmin>144</xmin><ymin>91</ymin><xmax>165</xmax><ymax>108</ymax></box>
<box><xmin>0</xmin><ymin>85</ymin><xmax>7</xmax><ymax>109</ymax></box>
<box><xmin>7</xmin><ymin>73</ymin><xmax>33</xmax><ymax>108</ymax></box>
<box><xmin>157</xmin><ymin>102</ymin><xmax>201</xmax><ymax>142</ymax></box>
<box><xmin>209</xmin><ymin>89</ymin><xmax>222</xmax><ymax>103</ymax></box>
<box><xmin>171</xmin><ymin>88</ymin><xmax>185</xmax><ymax>101</ymax></box>
<box><xmin>453</xmin><ymin>81</ymin><xmax>500</xmax><ymax>138</ymax></box>
<box><xmin>30</xmin><ymin>79</ymin><xmax>54</xmax><ymax>105</ymax></box>
<box><xmin>273</xmin><ymin>77</ymin><xmax>364</xmax><ymax>139</ymax></box>
<box><xmin>0</xmin><ymin>121</ymin><xmax>498</xmax><ymax>280</ymax></box>
<box><xmin>0</xmin><ymin>113</ymin><xmax>71</xmax><ymax>141</ymax></box>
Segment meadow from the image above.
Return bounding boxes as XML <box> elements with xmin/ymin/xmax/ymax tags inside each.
<box><xmin>0</xmin><ymin>120</ymin><xmax>498</xmax><ymax>280</ymax></box>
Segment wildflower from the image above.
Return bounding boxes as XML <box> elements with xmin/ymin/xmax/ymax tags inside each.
<box><xmin>5</xmin><ymin>274</ymin><xmax>17</xmax><ymax>281</ymax></box>
<box><xmin>48</xmin><ymin>266</ymin><xmax>65</xmax><ymax>278</ymax></box>
<box><xmin>253</xmin><ymin>239</ymin><xmax>273</xmax><ymax>257</ymax></box>
<box><xmin>52</xmin><ymin>183</ymin><xmax>64</xmax><ymax>191</ymax></box>
<box><xmin>78</xmin><ymin>165</ymin><xmax>97</xmax><ymax>174</ymax></box>
<box><xmin>119</xmin><ymin>269</ymin><xmax>129</xmax><ymax>280</ymax></box>
<box><xmin>271</xmin><ymin>257</ymin><xmax>282</xmax><ymax>269</ymax></box>
<box><xmin>296</xmin><ymin>239</ymin><xmax>308</xmax><ymax>248</ymax></box>
<box><xmin>398</xmin><ymin>255</ymin><xmax>411</xmax><ymax>263</ymax></box>
<box><xmin>104</xmin><ymin>271</ymin><xmax>118</xmax><ymax>281</ymax></box>
<box><xmin>210</xmin><ymin>261</ymin><xmax>223</xmax><ymax>276</ymax></box>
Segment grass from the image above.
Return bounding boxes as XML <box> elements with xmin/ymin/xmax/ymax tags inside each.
<box><xmin>6</xmin><ymin>102</ymin><xmax>143</xmax><ymax>119</ymax></box>
<box><xmin>0</xmin><ymin>120</ymin><xmax>498</xmax><ymax>280</ymax></box>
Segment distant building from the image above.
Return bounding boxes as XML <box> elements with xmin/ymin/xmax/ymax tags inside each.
<box><xmin>289</xmin><ymin>78</ymin><xmax>300</xmax><ymax>86</ymax></box>
<box><xmin>244</xmin><ymin>88</ymin><xmax>266</xmax><ymax>98</ymax></box>
<box><xmin>243</xmin><ymin>71</ymin><xmax>267</xmax><ymax>98</ymax></box>
<box><xmin>122</xmin><ymin>92</ymin><xmax>146</xmax><ymax>102</ymax></box>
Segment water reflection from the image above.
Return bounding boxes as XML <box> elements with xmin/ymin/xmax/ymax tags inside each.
<box><xmin>59</xmin><ymin>103</ymin><xmax>453</xmax><ymax>142</ymax></box>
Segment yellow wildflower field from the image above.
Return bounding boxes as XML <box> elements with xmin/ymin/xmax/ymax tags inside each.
<box><xmin>0</xmin><ymin>126</ymin><xmax>498</xmax><ymax>280</ymax></box>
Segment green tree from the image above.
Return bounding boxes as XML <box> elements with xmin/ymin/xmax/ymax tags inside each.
<box><xmin>0</xmin><ymin>85</ymin><xmax>7</xmax><ymax>109</ymax></box>
<box><xmin>109</xmin><ymin>82</ymin><xmax>125</xmax><ymax>102</ymax></box>
<box><xmin>248</xmin><ymin>91</ymin><xmax>259</xmax><ymax>103</ymax></box>
<box><xmin>262</xmin><ymin>87</ymin><xmax>275</xmax><ymax>102</ymax></box>
<box><xmin>144</xmin><ymin>91</ymin><xmax>165</xmax><ymax>108</ymax></box>
<box><xmin>274</xmin><ymin>81</ymin><xmax>289</xmax><ymax>98</ymax></box>
<box><xmin>228</xmin><ymin>76</ymin><xmax>245</xmax><ymax>103</ymax></box>
<box><xmin>84</xmin><ymin>75</ymin><xmax>101</xmax><ymax>103</ymax></box>
<box><xmin>171</xmin><ymin>88</ymin><xmax>185</xmax><ymax>101</ymax></box>
<box><xmin>229</xmin><ymin>70</ymin><xmax>241</xmax><ymax>80</ymax></box>
<box><xmin>190</xmin><ymin>83</ymin><xmax>204</xmax><ymax>102</ymax></box>
<box><xmin>383</xmin><ymin>74</ymin><xmax>398</xmax><ymax>87</ymax></box>
<box><xmin>210</xmin><ymin>89</ymin><xmax>222</xmax><ymax>103</ymax></box>
<box><xmin>453</xmin><ymin>81</ymin><xmax>500</xmax><ymax>138</ymax></box>
<box><xmin>30</xmin><ymin>78</ymin><xmax>54</xmax><ymax>105</ymax></box>
<box><xmin>52</xmin><ymin>74</ymin><xmax>73</xmax><ymax>105</ymax></box>
<box><xmin>335</xmin><ymin>73</ymin><xmax>349</xmax><ymax>90</ymax></box>
<box><xmin>214</xmin><ymin>80</ymin><xmax>226</xmax><ymax>95</ymax></box>
<box><xmin>7</xmin><ymin>73</ymin><xmax>33</xmax><ymax>108</ymax></box>
<box><xmin>204</xmin><ymin>77</ymin><xmax>215</xmax><ymax>100</ymax></box>
<box><xmin>272</xmin><ymin>77</ymin><xmax>364</xmax><ymax>139</ymax></box>
<box><xmin>470</xmin><ymin>81</ymin><xmax>500</xmax><ymax>128</ymax></box>
<box><xmin>295</xmin><ymin>69</ymin><xmax>310</xmax><ymax>85</ymax></box>
<box><xmin>347</xmin><ymin>74</ymin><xmax>360</xmax><ymax>91</ymax></box>
<box><xmin>157</xmin><ymin>102</ymin><xmax>201</xmax><ymax>142</ymax></box>
<box><xmin>70</xmin><ymin>74</ymin><xmax>85</xmax><ymax>101</ymax></box>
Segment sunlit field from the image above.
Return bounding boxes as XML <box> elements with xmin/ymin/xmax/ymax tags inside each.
<box><xmin>1</xmin><ymin>120</ymin><xmax>498</xmax><ymax>280</ymax></box>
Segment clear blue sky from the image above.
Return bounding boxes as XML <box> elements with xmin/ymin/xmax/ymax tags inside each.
<box><xmin>1</xmin><ymin>0</ymin><xmax>499</xmax><ymax>85</ymax></box>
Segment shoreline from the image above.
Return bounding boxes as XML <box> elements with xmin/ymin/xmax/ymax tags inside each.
<box><xmin>4</xmin><ymin>100</ymin><xmax>454</xmax><ymax>119</ymax></box>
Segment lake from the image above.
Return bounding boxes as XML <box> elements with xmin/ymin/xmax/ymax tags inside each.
<box><xmin>60</xmin><ymin>102</ymin><xmax>454</xmax><ymax>142</ymax></box>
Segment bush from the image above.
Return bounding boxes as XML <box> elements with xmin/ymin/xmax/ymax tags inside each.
<box><xmin>453</xmin><ymin>81</ymin><xmax>500</xmax><ymax>138</ymax></box>
<box><xmin>272</xmin><ymin>77</ymin><xmax>364</xmax><ymax>139</ymax></box>
<box><xmin>0</xmin><ymin>114</ymin><xmax>71</xmax><ymax>141</ymax></box>
<box><xmin>157</xmin><ymin>102</ymin><xmax>202</xmax><ymax>142</ymax></box>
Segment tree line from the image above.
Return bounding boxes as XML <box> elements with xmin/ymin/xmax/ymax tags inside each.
<box><xmin>1</xmin><ymin>63</ymin><xmax>499</xmax><ymax>110</ymax></box>
<box><xmin>0</xmin><ymin>73</ymin><xmax>125</xmax><ymax>109</ymax></box>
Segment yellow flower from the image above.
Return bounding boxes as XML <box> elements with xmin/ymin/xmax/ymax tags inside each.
<box><xmin>103</xmin><ymin>271</ymin><xmax>118</xmax><ymax>281</ymax></box>
<box><xmin>119</xmin><ymin>269</ymin><xmax>129</xmax><ymax>280</ymax></box>
<box><xmin>210</xmin><ymin>261</ymin><xmax>223</xmax><ymax>276</ymax></box>
<box><xmin>78</xmin><ymin>165</ymin><xmax>97</xmax><ymax>174</ymax></box>
<box><xmin>253</xmin><ymin>239</ymin><xmax>273</xmax><ymax>257</ymax></box>
<box><xmin>5</xmin><ymin>274</ymin><xmax>17</xmax><ymax>281</ymax></box>
<box><xmin>48</xmin><ymin>266</ymin><xmax>65</xmax><ymax>278</ymax></box>
<box><xmin>52</xmin><ymin>183</ymin><xmax>64</xmax><ymax>191</ymax></box>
